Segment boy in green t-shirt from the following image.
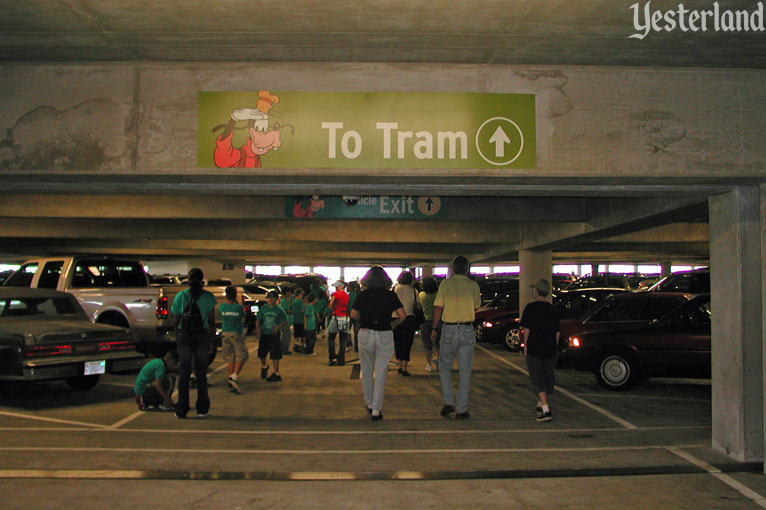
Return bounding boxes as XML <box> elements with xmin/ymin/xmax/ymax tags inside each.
<box><xmin>303</xmin><ymin>293</ymin><xmax>320</xmax><ymax>356</ymax></box>
<box><xmin>220</xmin><ymin>286</ymin><xmax>248</xmax><ymax>394</ymax></box>
<box><xmin>291</xmin><ymin>288</ymin><xmax>306</xmax><ymax>352</ymax></box>
<box><xmin>134</xmin><ymin>350</ymin><xmax>179</xmax><ymax>411</ymax></box>
<box><xmin>257</xmin><ymin>290</ymin><xmax>289</xmax><ymax>382</ymax></box>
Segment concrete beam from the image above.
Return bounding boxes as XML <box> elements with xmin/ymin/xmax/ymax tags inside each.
<box><xmin>0</xmin><ymin>218</ymin><xmax>521</xmax><ymax>244</ymax></box>
<box><xmin>0</xmin><ymin>194</ymin><xmax>588</xmax><ymax>222</ymax></box>
<box><xmin>520</xmin><ymin>198</ymin><xmax>708</xmax><ymax>251</ymax></box>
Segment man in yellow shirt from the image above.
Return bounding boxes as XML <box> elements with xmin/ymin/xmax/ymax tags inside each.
<box><xmin>431</xmin><ymin>255</ymin><xmax>481</xmax><ymax>418</ymax></box>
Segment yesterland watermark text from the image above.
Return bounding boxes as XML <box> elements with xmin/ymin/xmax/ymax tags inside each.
<box><xmin>630</xmin><ymin>1</ymin><xmax>764</xmax><ymax>39</ymax></box>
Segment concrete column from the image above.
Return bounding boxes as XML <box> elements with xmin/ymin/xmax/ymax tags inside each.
<box><xmin>421</xmin><ymin>264</ymin><xmax>433</xmax><ymax>278</ymax></box>
<box><xmin>660</xmin><ymin>261</ymin><xmax>672</xmax><ymax>278</ymax></box>
<box><xmin>709</xmin><ymin>187</ymin><xmax>763</xmax><ymax>462</ymax></box>
<box><xmin>519</xmin><ymin>249</ymin><xmax>552</xmax><ymax>313</ymax></box>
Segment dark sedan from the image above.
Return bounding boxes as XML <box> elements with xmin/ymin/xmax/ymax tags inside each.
<box><xmin>0</xmin><ymin>287</ymin><xmax>144</xmax><ymax>390</ymax></box>
<box><xmin>561</xmin><ymin>295</ymin><xmax>711</xmax><ymax>390</ymax></box>
<box><xmin>476</xmin><ymin>287</ymin><xmax>628</xmax><ymax>351</ymax></box>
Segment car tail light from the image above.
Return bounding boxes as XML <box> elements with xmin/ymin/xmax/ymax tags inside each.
<box><xmin>98</xmin><ymin>340</ymin><xmax>135</xmax><ymax>352</ymax></box>
<box><xmin>483</xmin><ymin>321</ymin><xmax>493</xmax><ymax>328</ymax></box>
<box><xmin>23</xmin><ymin>345</ymin><xmax>73</xmax><ymax>357</ymax></box>
<box><xmin>569</xmin><ymin>337</ymin><xmax>581</xmax><ymax>348</ymax></box>
<box><xmin>156</xmin><ymin>296</ymin><xmax>169</xmax><ymax>319</ymax></box>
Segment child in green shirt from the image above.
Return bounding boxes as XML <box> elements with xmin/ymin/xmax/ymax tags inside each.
<box><xmin>134</xmin><ymin>350</ymin><xmax>179</xmax><ymax>411</ymax></box>
<box><xmin>303</xmin><ymin>293</ymin><xmax>319</xmax><ymax>356</ymax></box>
<box><xmin>291</xmin><ymin>288</ymin><xmax>306</xmax><ymax>352</ymax></box>
<box><xmin>220</xmin><ymin>286</ymin><xmax>248</xmax><ymax>394</ymax></box>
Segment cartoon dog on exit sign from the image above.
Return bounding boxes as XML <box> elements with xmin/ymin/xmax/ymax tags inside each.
<box><xmin>212</xmin><ymin>90</ymin><xmax>293</xmax><ymax>168</ymax></box>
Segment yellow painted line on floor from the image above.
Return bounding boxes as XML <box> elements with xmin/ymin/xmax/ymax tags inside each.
<box><xmin>667</xmin><ymin>447</ymin><xmax>766</xmax><ymax>509</ymax></box>
<box><xmin>0</xmin><ymin>425</ymin><xmax>710</xmax><ymax>435</ymax></box>
<box><xmin>0</xmin><ymin>443</ymin><xmax>706</xmax><ymax>456</ymax></box>
<box><xmin>0</xmin><ymin>411</ymin><xmax>108</xmax><ymax>429</ymax></box>
<box><xmin>475</xmin><ymin>344</ymin><xmax>638</xmax><ymax>430</ymax></box>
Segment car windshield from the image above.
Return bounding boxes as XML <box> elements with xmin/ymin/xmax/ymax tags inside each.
<box><xmin>650</xmin><ymin>271</ymin><xmax>710</xmax><ymax>293</ymax></box>
<box><xmin>0</xmin><ymin>297</ymin><xmax>81</xmax><ymax>318</ymax></box>
<box><xmin>662</xmin><ymin>298</ymin><xmax>712</xmax><ymax>327</ymax></box>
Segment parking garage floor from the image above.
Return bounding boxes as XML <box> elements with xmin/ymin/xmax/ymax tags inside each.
<box><xmin>0</xmin><ymin>335</ymin><xmax>764</xmax><ymax>509</ymax></box>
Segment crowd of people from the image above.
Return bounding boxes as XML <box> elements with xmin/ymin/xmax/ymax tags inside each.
<box><xmin>133</xmin><ymin>258</ymin><xmax>561</xmax><ymax>423</ymax></box>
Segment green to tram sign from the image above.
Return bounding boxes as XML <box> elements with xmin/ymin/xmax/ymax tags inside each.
<box><xmin>197</xmin><ymin>91</ymin><xmax>535</xmax><ymax>170</ymax></box>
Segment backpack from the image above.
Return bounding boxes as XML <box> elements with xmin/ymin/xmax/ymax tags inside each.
<box><xmin>180</xmin><ymin>294</ymin><xmax>205</xmax><ymax>336</ymax></box>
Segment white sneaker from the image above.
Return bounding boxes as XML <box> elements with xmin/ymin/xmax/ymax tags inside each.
<box><xmin>425</xmin><ymin>363</ymin><xmax>433</xmax><ymax>372</ymax></box>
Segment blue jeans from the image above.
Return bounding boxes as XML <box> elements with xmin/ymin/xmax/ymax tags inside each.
<box><xmin>176</xmin><ymin>334</ymin><xmax>210</xmax><ymax>417</ymax></box>
<box><xmin>438</xmin><ymin>323</ymin><xmax>476</xmax><ymax>413</ymax></box>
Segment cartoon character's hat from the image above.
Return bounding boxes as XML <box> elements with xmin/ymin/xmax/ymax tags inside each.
<box><xmin>230</xmin><ymin>90</ymin><xmax>280</xmax><ymax>132</ymax></box>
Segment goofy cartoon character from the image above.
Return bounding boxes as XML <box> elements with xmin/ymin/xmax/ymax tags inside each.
<box><xmin>213</xmin><ymin>90</ymin><xmax>288</xmax><ymax>168</ymax></box>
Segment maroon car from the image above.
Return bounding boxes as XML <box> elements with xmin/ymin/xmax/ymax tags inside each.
<box><xmin>561</xmin><ymin>295</ymin><xmax>711</xmax><ymax>390</ymax></box>
<box><xmin>558</xmin><ymin>292</ymin><xmax>694</xmax><ymax>353</ymax></box>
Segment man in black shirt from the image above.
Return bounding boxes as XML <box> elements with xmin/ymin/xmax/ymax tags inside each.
<box><xmin>520</xmin><ymin>278</ymin><xmax>560</xmax><ymax>422</ymax></box>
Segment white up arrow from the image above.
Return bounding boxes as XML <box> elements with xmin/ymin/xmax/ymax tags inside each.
<box><xmin>488</xmin><ymin>126</ymin><xmax>511</xmax><ymax>158</ymax></box>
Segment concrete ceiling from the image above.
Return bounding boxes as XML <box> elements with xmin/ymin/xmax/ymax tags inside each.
<box><xmin>2</xmin><ymin>1</ymin><xmax>758</xmax><ymax>269</ymax></box>
<box><xmin>1</xmin><ymin>0</ymin><xmax>764</xmax><ymax>68</ymax></box>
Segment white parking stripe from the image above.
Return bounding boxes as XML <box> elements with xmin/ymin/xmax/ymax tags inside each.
<box><xmin>475</xmin><ymin>344</ymin><xmax>638</xmax><ymax>430</ymax></box>
<box><xmin>107</xmin><ymin>411</ymin><xmax>144</xmax><ymax>430</ymax></box>
<box><xmin>667</xmin><ymin>447</ymin><xmax>766</xmax><ymax>508</ymax></box>
<box><xmin>0</xmin><ymin>411</ymin><xmax>107</xmax><ymax>429</ymax></box>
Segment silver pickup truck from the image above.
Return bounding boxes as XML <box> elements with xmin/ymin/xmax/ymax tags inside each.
<box><xmin>4</xmin><ymin>256</ymin><xmax>162</xmax><ymax>355</ymax></box>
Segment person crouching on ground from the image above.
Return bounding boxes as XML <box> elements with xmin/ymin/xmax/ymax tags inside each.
<box><xmin>220</xmin><ymin>285</ymin><xmax>248</xmax><ymax>394</ymax></box>
<box><xmin>350</xmin><ymin>266</ymin><xmax>406</xmax><ymax>421</ymax></box>
<box><xmin>134</xmin><ymin>350</ymin><xmax>179</xmax><ymax>411</ymax></box>
<box><xmin>257</xmin><ymin>290</ymin><xmax>288</xmax><ymax>382</ymax></box>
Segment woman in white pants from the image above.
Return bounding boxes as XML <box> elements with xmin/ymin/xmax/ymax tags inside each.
<box><xmin>350</xmin><ymin>266</ymin><xmax>406</xmax><ymax>421</ymax></box>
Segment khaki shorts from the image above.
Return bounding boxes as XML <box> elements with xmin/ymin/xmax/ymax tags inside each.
<box><xmin>222</xmin><ymin>331</ymin><xmax>249</xmax><ymax>363</ymax></box>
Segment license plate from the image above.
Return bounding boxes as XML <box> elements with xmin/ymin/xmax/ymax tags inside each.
<box><xmin>84</xmin><ymin>360</ymin><xmax>106</xmax><ymax>376</ymax></box>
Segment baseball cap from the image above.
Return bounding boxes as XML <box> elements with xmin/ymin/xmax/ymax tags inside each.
<box><xmin>530</xmin><ymin>278</ymin><xmax>550</xmax><ymax>295</ymax></box>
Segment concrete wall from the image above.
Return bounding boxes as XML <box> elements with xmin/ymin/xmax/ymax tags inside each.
<box><xmin>1</xmin><ymin>63</ymin><xmax>764</xmax><ymax>177</ymax></box>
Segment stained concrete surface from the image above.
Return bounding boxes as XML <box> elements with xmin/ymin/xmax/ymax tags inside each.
<box><xmin>0</xmin><ymin>335</ymin><xmax>762</xmax><ymax>509</ymax></box>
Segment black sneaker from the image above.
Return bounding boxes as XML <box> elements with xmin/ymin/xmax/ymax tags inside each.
<box><xmin>260</xmin><ymin>366</ymin><xmax>269</xmax><ymax>379</ymax></box>
<box><xmin>536</xmin><ymin>410</ymin><xmax>553</xmax><ymax>422</ymax></box>
<box><xmin>328</xmin><ymin>359</ymin><xmax>337</xmax><ymax>366</ymax></box>
<box><xmin>440</xmin><ymin>405</ymin><xmax>455</xmax><ymax>417</ymax></box>
<box><xmin>266</xmin><ymin>373</ymin><xmax>282</xmax><ymax>382</ymax></box>
<box><xmin>455</xmin><ymin>411</ymin><xmax>471</xmax><ymax>419</ymax></box>
<box><xmin>228</xmin><ymin>378</ymin><xmax>242</xmax><ymax>394</ymax></box>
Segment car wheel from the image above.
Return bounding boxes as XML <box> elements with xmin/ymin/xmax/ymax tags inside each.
<box><xmin>595</xmin><ymin>351</ymin><xmax>637</xmax><ymax>390</ymax></box>
<box><xmin>504</xmin><ymin>326</ymin><xmax>521</xmax><ymax>351</ymax></box>
<box><xmin>66</xmin><ymin>374</ymin><xmax>100</xmax><ymax>391</ymax></box>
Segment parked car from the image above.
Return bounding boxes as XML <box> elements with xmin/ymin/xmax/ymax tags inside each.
<box><xmin>237</xmin><ymin>284</ymin><xmax>275</xmax><ymax>334</ymax></box>
<box><xmin>0</xmin><ymin>287</ymin><xmax>144</xmax><ymax>390</ymax></box>
<box><xmin>565</xmin><ymin>273</ymin><xmax>645</xmax><ymax>292</ymax></box>
<box><xmin>561</xmin><ymin>294</ymin><xmax>711</xmax><ymax>390</ymax></box>
<box><xmin>149</xmin><ymin>274</ymin><xmax>182</xmax><ymax>286</ymax></box>
<box><xmin>4</xmin><ymin>256</ymin><xmax>163</xmax><ymax>354</ymax></box>
<box><xmin>476</xmin><ymin>288</ymin><xmax>628</xmax><ymax>351</ymax></box>
<box><xmin>649</xmin><ymin>268</ymin><xmax>709</xmax><ymax>294</ymax></box>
